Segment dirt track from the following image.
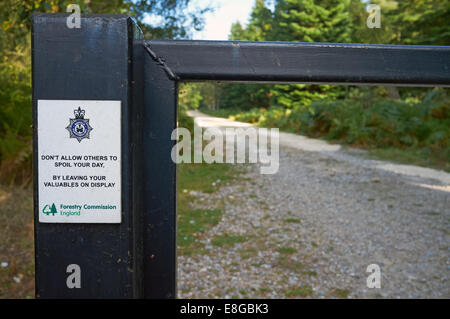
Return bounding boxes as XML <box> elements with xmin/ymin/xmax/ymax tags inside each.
<box><xmin>178</xmin><ymin>111</ymin><xmax>449</xmax><ymax>298</ymax></box>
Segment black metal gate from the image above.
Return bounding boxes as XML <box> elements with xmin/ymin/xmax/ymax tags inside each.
<box><xmin>32</xmin><ymin>14</ymin><xmax>450</xmax><ymax>298</ymax></box>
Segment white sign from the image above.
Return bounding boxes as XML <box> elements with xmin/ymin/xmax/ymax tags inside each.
<box><xmin>38</xmin><ymin>100</ymin><xmax>121</xmax><ymax>223</ymax></box>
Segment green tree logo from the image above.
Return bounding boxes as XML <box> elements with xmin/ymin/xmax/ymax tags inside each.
<box><xmin>43</xmin><ymin>204</ymin><xmax>58</xmax><ymax>216</ymax></box>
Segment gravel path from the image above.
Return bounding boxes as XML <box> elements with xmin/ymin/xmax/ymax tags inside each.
<box><xmin>178</xmin><ymin>111</ymin><xmax>449</xmax><ymax>299</ymax></box>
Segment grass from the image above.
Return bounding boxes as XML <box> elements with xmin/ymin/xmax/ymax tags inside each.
<box><xmin>0</xmin><ymin>186</ymin><xmax>34</xmax><ymax>298</ymax></box>
<box><xmin>284</xmin><ymin>218</ymin><xmax>301</xmax><ymax>224</ymax></box>
<box><xmin>368</xmin><ymin>147</ymin><xmax>450</xmax><ymax>172</ymax></box>
<box><xmin>284</xmin><ymin>285</ymin><xmax>313</xmax><ymax>298</ymax></box>
<box><xmin>277</xmin><ymin>247</ymin><xmax>297</xmax><ymax>255</ymax></box>
<box><xmin>177</xmin><ymin>162</ymin><xmax>244</xmax><ymax>256</ymax></box>
<box><xmin>211</xmin><ymin>233</ymin><xmax>249</xmax><ymax>247</ymax></box>
<box><xmin>178</xmin><ymin>162</ymin><xmax>244</xmax><ymax>194</ymax></box>
<box><xmin>177</xmin><ymin>209</ymin><xmax>224</xmax><ymax>255</ymax></box>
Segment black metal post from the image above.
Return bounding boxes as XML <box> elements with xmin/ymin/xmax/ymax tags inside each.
<box><xmin>145</xmin><ymin>40</ymin><xmax>450</xmax><ymax>86</ymax></box>
<box><xmin>32</xmin><ymin>14</ymin><xmax>144</xmax><ymax>298</ymax></box>
<box><xmin>142</xmin><ymin>43</ymin><xmax>178</xmax><ymax>299</ymax></box>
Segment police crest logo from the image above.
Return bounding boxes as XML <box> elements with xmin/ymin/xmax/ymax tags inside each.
<box><xmin>66</xmin><ymin>106</ymin><xmax>93</xmax><ymax>142</ymax></box>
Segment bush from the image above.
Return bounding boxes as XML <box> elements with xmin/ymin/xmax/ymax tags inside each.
<box><xmin>0</xmin><ymin>44</ymin><xmax>32</xmax><ymax>185</ymax></box>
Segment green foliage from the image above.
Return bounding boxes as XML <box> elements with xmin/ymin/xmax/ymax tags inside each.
<box><xmin>270</xmin><ymin>0</ymin><xmax>352</xmax><ymax>108</ymax></box>
<box><xmin>217</xmin><ymin>0</ymin><xmax>449</xmax><ymax>114</ymax></box>
<box><xmin>220</xmin><ymin>1</ymin><xmax>276</xmax><ymax>112</ymax></box>
<box><xmin>232</xmin><ymin>108</ymin><xmax>267</xmax><ymax>123</ymax></box>
<box><xmin>242</xmin><ymin>0</ymin><xmax>274</xmax><ymax>41</ymax></box>
<box><xmin>179</xmin><ymin>82</ymin><xmax>203</xmax><ymax>112</ymax></box>
<box><xmin>399</xmin><ymin>0</ymin><xmax>450</xmax><ymax>46</ymax></box>
<box><xmin>0</xmin><ymin>39</ymin><xmax>32</xmax><ymax>184</ymax></box>
<box><xmin>372</xmin><ymin>0</ymin><xmax>450</xmax><ymax>45</ymax></box>
<box><xmin>303</xmin><ymin>89</ymin><xmax>449</xmax><ymax>151</ymax></box>
<box><xmin>349</xmin><ymin>0</ymin><xmax>449</xmax><ymax>46</ymax></box>
<box><xmin>0</xmin><ymin>0</ymin><xmax>79</xmax><ymax>54</ymax></box>
<box><xmin>273</xmin><ymin>0</ymin><xmax>352</xmax><ymax>43</ymax></box>
<box><xmin>219</xmin><ymin>0</ymin><xmax>353</xmax><ymax>112</ymax></box>
<box><xmin>277</xmin><ymin>247</ymin><xmax>296</xmax><ymax>254</ymax></box>
<box><xmin>219</xmin><ymin>83</ymin><xmax>273</xmax><ymax>111</ymax></box>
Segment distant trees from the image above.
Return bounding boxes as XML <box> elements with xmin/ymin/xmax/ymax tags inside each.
<box><xmin>212</xmin><ymin>0</ymin><xmax>449</xmax><ymax>111</ymax></box>
<box><xmin>218</xmin><ymin>0</ymin><xmax>353</xmax><ymax>110</ymax></box>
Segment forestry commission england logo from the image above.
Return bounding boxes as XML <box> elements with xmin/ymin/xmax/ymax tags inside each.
<box><xmin>66</xmin><ymin>107</ymin><xmax>93</xmax><ymax>142</ymax></box>
<box><xmin>42</xmin><ymin>203</ymin><xmax>57</xmax><ymax>216</ymax></box>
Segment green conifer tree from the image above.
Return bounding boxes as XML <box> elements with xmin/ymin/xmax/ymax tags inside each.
<box><xmin>271</xmin><ymin>0</ymin><xmax>352</xmax><ymax>108</ymax></box>
<box><xmin>219</xmin><ymin>0</ymin><xmax>274</xmax><ymax>110</ymax></box>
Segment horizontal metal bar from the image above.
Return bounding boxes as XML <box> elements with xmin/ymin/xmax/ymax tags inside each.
<box><xmin>144</xmin><ymin>40</ymin><xmax>450</xmax><ymax>86</ymax></box>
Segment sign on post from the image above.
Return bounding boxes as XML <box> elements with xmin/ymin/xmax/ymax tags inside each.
<box><xmin>32</xmin><ymin>13</ymin><xmax>145</xmax><ymax>298</ymax></box>
<box><xmin>37</xmin><ymin>100</ymin><xmax>121</xmax><ymax>223</ymax></box>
